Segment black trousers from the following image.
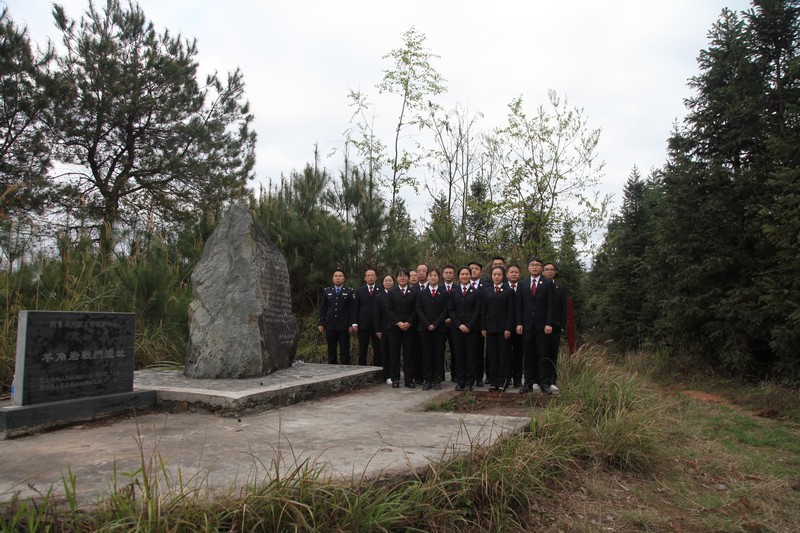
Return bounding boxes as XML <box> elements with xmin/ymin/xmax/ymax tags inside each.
<box><xmin>522</xmin><ymin>327</ymin><xmax>549</xmax><ymax>385</ymax></box>
<box><xmin>326</xmin><ymin>330</ymin><xmax>350</xmax><ymax>365</ymax></box>
<box><xmin>485</xmin><ymin>333</ymin><xmax>510</xmax><ymax>388</ymax></box>
<box><xmin>509</xmin><ymin>331</ymin><xmax>523</xmax><ymax>385</ymax></box>
<box><xmin>474</xmin><ymin>333</ymin><xmax>486</xmax><ymax>383</ymax></box>
<box><xmin>388</xmin><ymin>328</ymin><xmax>415</xmax><ymax>384</ymax></box>
<box><xmin>357</xmin><ymin>328</ymin><xmax>381</xmax><ymax>366</ymax></box>
<box><xmin>446</xmin><ymin>328</ymin><xmax>456</xmax><ymax>381</ymax></box>
<box><xmin>452</xmin><ymin>329</ymin><xmax>479</xmax><ymax>386</ymax></box>
<box><xmin>419</xmin><ymin>329</ymin><xmax>446</xmax><ymax>384</ymax></box>
<box><xmin>380</xmin><ymin>332</ymin><xmax>391</xmax><ymax>380</ymax></box>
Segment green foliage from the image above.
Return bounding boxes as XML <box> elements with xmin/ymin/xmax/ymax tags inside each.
<box><xmin>49</xmin><ymin>0</ymin><xmax>255</xmax><ymax>255</ymax></box>
<box><xmin>590</xmin><ymin>0</ymin><xmax>800</xmax><ymax>380</ymax></box>
<box><xmin>0</xmin><ymin>8</ymin><xmax>54</xmax><ymax>219</ymax></box>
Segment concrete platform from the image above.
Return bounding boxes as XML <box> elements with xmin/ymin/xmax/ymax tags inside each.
<box><xmin>0</xmin><ymin>366</ymin><xmax>531</xmax><ymax>504</ymax></box>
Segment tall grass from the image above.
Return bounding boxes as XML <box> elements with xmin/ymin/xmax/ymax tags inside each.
<box><xmin>1</xmin><ymin>239</ymin><xmax>195</xmax><ymax>392</ymax></box>
<box><xmin>1</xmin><ymin>343</ymin><xmax>667</xmax><ymax>531</ymax></box>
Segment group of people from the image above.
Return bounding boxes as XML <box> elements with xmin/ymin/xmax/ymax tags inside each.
<box><xmin>317</xmin><ymin>257</ymin><xmax>568</xmax><ymax>394</ymax></box>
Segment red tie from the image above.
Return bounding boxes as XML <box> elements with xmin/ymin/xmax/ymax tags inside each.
<box><xmin>511</xmin><ymin>284</ymin><xmax>516</xmax><ymax>292</ymax></box>
<box><xmin>369</xmin><ymin>286</ymin><xmax>373</xmax><ymax>296</ymax></box>
<box><xmin>531</xmin><ymin>279</ymin><xmax>537</xmax><ymax>296</ymax></box>
<box><xmin>447</xmin><ymin>285</ymin><xmax>451</xmax><ymax>293</ymax></box>
<box><xmin>495</xmin><ymin>286</ymin><xmax>499</xmax><ymax>294</ymax></box>
<box><xmin>431</xmin><ymin>288</ymin><xmax>436</xmax><ymax>298</ymax></box>
<box><xmin>462</xmin><ymin>286</ymin><xmax>467</xmax><ymax>298</ymax></box>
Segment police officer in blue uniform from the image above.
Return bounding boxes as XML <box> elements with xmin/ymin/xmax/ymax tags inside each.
<box><xmin>318</xmin><ymin>269</ymin><xmax>356</xmax><ymax>365</ymax></box>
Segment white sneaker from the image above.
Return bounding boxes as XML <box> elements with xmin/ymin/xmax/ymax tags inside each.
<box><xmin>386</xmin><ymin>378</ymin><xmax>392</xmax><ymax>385</ymax></box>
<box><xmin>531</xmin><ymin>383</ymin><xmax>542</xmax><ymax>393</ymax></box>
<box><xmin>548</xmin><ymin>384</ymin><xmax>560</xmax><ymax>395</ymax></box>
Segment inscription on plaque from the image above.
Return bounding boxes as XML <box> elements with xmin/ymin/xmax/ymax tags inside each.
<box><xmin>14</xmin><ymin>311</ymin><xmax>136</xmax><ymax>406</ymax></box>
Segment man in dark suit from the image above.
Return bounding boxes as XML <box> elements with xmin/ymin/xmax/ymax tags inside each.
<box><xmin>385</xmin><ymin>268</ymin><xmax>418</xmax><ymax>388</ymax></box>
<box><xmin>469</xmin><ymin>261</ymin><xmax>490</xmax><ymax>386</ymax></box>
<box><xmin>506</xmin><ymin>264</ymin><xmax>524</xmax><ymax>388</ymax></box>
<box><xmin>318</xmin><ymin>269</ymin><xmax>356</xmax><ymax>365</ymax></box>
<box><xmin>542</xmin><ymin>262</ymin><xmax>569</xmax><ymax>394</ymax></box>
<box><xmin>353</xmin><ymin>269</ymin><xmax>384</xmax><ymax>366</ymax></box>
<box><xmin>441</xmin><ymin>263</ymin><xmax>458</xmax><ymax>382</ymax></box>
<box><xmin>515</xmin><ymin>258</ymin><xmax>555</xmax><ymax>393</ymax></box>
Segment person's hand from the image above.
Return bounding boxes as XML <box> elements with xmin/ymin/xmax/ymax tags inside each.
<box><xmin>428</xmin><ymin>325</ymin><xmax>435</xmax><ymax>331</ymax></box>
<box><xmin>376</xmin><ymin>332</ymin><xmax>382</xmax><ymax>340</ymax></box>
<box><xmin>504</xmin><ymin>330</ymin><xmax>511</xmax><ymax>339</ymax></box>
<box><xmin>544</xmin><ymin>325</ymin><xmax>553</xmax><ymax>335</ymax></box>
<box><xmin>318</xmin><ymin>325</ymin><xmax>324</xmax><ymax>334</ymax></box>
<box><xmin>516</xmin><ymin>325</ymin><xmax>523</xmax><ymax>335</ymax></box>
<box><xmin>459</xmin><ymin>325</ymin><xmax>470</xmax><ymax>333</ymax></box>
<box><xmin>481</xmin><ymin>330</ymin><xmax>487</xmax><ymax>337</ymax></box>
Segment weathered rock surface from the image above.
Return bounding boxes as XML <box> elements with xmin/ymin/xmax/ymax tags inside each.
<box><xmin>185</xmin><ymin>204</ymin><xmax>297</xmax><ymax>378</ymax></box>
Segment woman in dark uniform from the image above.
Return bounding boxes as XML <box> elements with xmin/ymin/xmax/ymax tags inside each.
<box><xmin>482</xmin><ymin>266</ymin><xmax>515</xmax><ymax>391</ymax></box>
<box><xmin>447</xmin><ymin>266</ymin><xmax>484</xmax><ymax>391</ymax></box>
<box><xmin>415</xmin><ymin>268</ymin><xmax>448</xmax><ymax>390</ymax></box>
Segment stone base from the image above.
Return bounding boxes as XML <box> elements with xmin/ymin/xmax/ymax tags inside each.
<box><xmin>136</xmin><ymin>363</ymin><xmax>384</xmax><ymax>417</ymax></box>
<box><xmin>0</xmin><ymin>391</ymin><xmax>157</xmax><ymax>440</ymax></box>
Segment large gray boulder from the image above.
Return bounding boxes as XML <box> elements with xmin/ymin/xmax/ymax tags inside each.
<box><xmin>185</xmin><ymin>204</ymin><xmax>298</xmax><ymax>378</ymax></box>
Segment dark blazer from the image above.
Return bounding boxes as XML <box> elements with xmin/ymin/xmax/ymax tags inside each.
<box><xmin>482</xmin><ymin>284</ymin><xmax>515</xmax><ymax>334</ymax></box>
<box><xmin>515</xmin><ymin>276</ymin><xmax>555</xmax><ymax>331</ymax></box>
<box><xmin>551</xmin><ymin>280</ymin><xmax>569</xmax><ymax>329</ymax></box>
<box><xmin>318</xmin><ymin>285</ymin><xmax>356</xmax><ymax>331</ymax></box>
<box><xmin>373</xmin><ymin>289</ymin><xmax>390</xmax><ymax>334</ymax></box>
<box><xmin>416</xmin><ymin>284</ymin><xmax>449</xmax><ymax>332</ymax></box>
<box><xmin>385</xmin><ymin>286</ymin><xmax>418</xmax><ymax>329</ymax></box>
<box><xmin>448</xmin><ymin>284</ymin><xmax>484</xmax><ymax>331</ymax></box>
<box><xmin>353</xmin><ymin>284</ymin><xmax>384</xmax><ymax>329</ymax></box>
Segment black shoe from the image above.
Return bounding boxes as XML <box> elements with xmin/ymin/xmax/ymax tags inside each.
<box><xmin>475</xmin><ymin>380</ymin><xmax>484</xmax><ymax>387</ymax></box>
<box><xmin>434</xmin><ymin>382</ymin><xmax>441</xmax><ymax>390</ymax></box>
<box><xmin>422</xmin><ymin>383</ymin><xmax>431</xmax><ymax>391</ymax></box>
<box><xmin>513</xmin><ymin>380</ymin><xmax>522</xmax><ymax>388</ymax></box>
<box><xmin>455</xmin><ymin>384</ymin><xmax>465</xmax><ymax>392</ymax></box>
<box><xmin>405</xmin><ymin>382</ymin><xmax>415</xmax><ymax>389</ymax></box>
<box><xmin>468</xmin><ymin>385</ymin><xmax>473</xmax><ymax>391</ymax></box>
<box><xmin>489</xmin><ymin>386</ymin><xmax>500</xmax><ymax>392</ymax></box>
<box><xmin>519</xmin><ymin>384</ymin><xmax>531</xmax><ymax>394</ymax></box>
<box><xmin>392</xmin><ymin>382</ymin><xmax>400</xmax><ymax>389</ymax></box>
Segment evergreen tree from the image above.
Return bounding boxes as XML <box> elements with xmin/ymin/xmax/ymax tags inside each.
<box><xmin>49</xmin><ymin>0</ymin><xmax>255</xmax><ymax>256</ymax></box>
<box><xmin>0</xmin><ymin>8</ymin><xmax>54</xmax><ymax>220</ymax></box>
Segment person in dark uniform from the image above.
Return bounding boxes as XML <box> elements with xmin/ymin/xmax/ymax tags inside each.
<box><xmin>482</xmin><ymin>266</ymin><xmax>515</xmax><ymax>392</ymax></box>
<box><xmin>353</xmin><ymin>269</ymin><xmax>384</xmax><ymax>366</ymax></box>
<box><xmin>439</xmin><ymin>264</ymin><xmax>458</xmax><ymax>382</ymax></box>
<box><xmin>515</xmin><ymin>258</ymin><xmax>555</xmax><ymax>394</ymax></box>
<box><xmin>317</xmin><ymin>269</ymin><xmax>355</xmax><ymax>365</ymax></box>
<box><xmin>374</xmin><ymin>274</ymin><xmax>395</xmax><ymax>383</ymax></box>
<box><xmin>385</xmin><ymin>268</ymin><xmax>418</xmax><ymax>388</ymax></box>
<box><xmin>448</xmin><ymin>266</ymin><xmax>484</xmax><ymax>391</ymax></box>
<box><xmin>409</xmin><ymin>264</ymin><xmax>429</xmax><ymax>384</ymax></box>
<box><xmin>506</xmin><ymin>264</ymin><xmax>524</xmax><ymax>388</ymax></box>
<box><xmin>542</xmin><ymin>262</ymin><xmax>568</xmax><ymax>394</ymax></box>
<box><xmin>416</xmin><ymin>267</ymin><xmax>448</xmax><ymax>390</ymax></box>
<box><xmin>468</xmin><ymin>261</ymin><xmax>490</xmax><ymax>387</ymax></box>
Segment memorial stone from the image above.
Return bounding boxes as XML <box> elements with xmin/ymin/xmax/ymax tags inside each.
<box><xmin>13</xmin><ymin>311</ymin><xmax>136</xmax><ymax>406</ymax></box>
<box><xmin>185</xmin><ymin>203</ymin><xmax>298</xmax><ymax>379</ymax></box>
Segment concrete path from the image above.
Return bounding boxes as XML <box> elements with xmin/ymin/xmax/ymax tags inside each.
<box><xmin>0</xmin><ymin>374</ymin><xmax>530</xmax><ymax>503</ymax></box>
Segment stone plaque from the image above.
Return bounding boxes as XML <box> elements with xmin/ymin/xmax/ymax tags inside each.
<box><xmin>13</xmin><ymin>311</ymin><xmax>136</xmax><ymax>406</ymax></box>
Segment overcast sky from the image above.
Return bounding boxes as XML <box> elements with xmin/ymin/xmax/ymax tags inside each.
<box><xmin>7</xmin><ymin>0</ymin><xmax>752</xmax><ymax>223</ymax></box>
